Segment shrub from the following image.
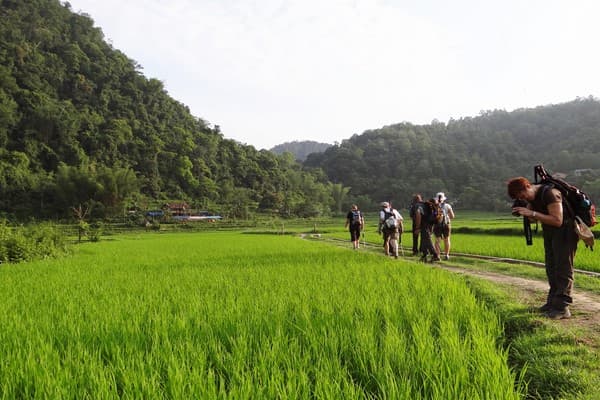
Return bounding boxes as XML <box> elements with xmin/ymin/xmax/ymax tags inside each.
<box><xmin>0</xmin><ymin>221</ymin><xmax>68</xmax><ymax>264</ymax></box>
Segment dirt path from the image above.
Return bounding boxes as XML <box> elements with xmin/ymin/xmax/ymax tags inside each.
<box><xmin>438</xmin><ymin>264</ymin><xmax>600</xmax><ymax>330</ymax></box>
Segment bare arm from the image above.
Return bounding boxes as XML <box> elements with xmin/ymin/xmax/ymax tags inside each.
<box><xmin>513</xmin><ymin>188</ymin><xmax>563</xmax><ymax>228</ymax></box>
<box><xmin>447</xmin><ymin>205</ymin><xmax>455</xmax><ymax>220</ymax></box>
<box><xmin>532</xmin><ymin>201</ymin><xmax>563</xmax><ymax>227</ymax></box>
<box><xmin>415</xmin><ymin>211</ymin><xmax>421</xmax><ymax>229</ymax></box>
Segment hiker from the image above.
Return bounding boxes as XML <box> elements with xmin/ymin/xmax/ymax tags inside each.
<box><xmin>345</xmin><ymin>204</ymin><xmax>364</xmax><ymax>249</ymax></box>
<box><xmin>508</xmin><ymin>177</ymin><xmax>578</xmax><ymax>319</ymax></box>
<box><xmin>433</xmin><ymin>192</ymin><xmax>455</xmax><ymax>260</ymax></box>
<box><xmin>378</xmin><ymin>202</ymin><xmax>403</xmax><ymax>258</ymax></box>
<box><xmin>409</xmin><ymin>194</ymin><xmax>424</xmax><ymax>255</ymax></box>
<box><xmin>419</xmin><ymin>198</ymin><xmax>440</xmax><ymax>262</ymax></box>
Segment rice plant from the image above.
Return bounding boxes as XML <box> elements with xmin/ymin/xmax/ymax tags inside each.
<box><xmin>0</xmin><ymin>232</ymin><xmax>525</xmax><ymax>399</ymax></box>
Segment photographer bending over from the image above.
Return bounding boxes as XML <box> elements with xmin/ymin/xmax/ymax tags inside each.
<box><xmin>508</xmin><ymin>177</ymin><xmax>578</xmax><ymax>319</ymax></box>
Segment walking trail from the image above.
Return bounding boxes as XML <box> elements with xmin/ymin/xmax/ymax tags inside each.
<box><xmin>436</xmin><ymin>263</ymin><xmax>600</xmax><ymax>332</ymax></box>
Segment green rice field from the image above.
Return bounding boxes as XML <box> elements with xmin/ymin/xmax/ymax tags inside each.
<box><xmin>0</xmin><ymin>232</ymin><xmax>525</xmax><ymax>399</ymax></box>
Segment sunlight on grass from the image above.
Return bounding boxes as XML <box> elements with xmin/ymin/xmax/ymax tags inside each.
<box><xmin>0</xmin><ymin>232</ymin><xmax>524</xmax><ymax>399</ymax></box>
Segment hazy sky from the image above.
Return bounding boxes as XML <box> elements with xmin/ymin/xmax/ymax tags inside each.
<box><xmin>66</xmin><ymin>0</ymin><xmax>600</xmax><ymax>150</ymax></box>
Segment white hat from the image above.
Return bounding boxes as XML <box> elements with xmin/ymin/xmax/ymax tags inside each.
<box><xmin>381</xmin><ymin>201</ymin><xmax>390</xmax><ymax>208</ymax></box>
<box><xmin>436</xmin><ymin>192</ymin><xmax>447</xmax><ymax>202</ymax></box>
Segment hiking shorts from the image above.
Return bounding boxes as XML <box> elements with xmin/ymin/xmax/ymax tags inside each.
<box><xmin>383</xmin><ymin>228</ymin><xmax>399</xmax><ymax>242</ymax></box>
<box><xmin>349</xmin><ymin>225</ymin><xmax>361</xmax><ymax>241</ymax></box>
<box><xmin>433</xmin><ymin>223</ymin><xmax>450</xmax><ymax>238</ymax></box>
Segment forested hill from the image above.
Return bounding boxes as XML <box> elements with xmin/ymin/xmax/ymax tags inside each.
<box><xmin>304</xmin><ymin>98</ymin><xmax>600</xmax><ymax>211</ymax></box>
<box><xmin>0</xmin><ymin>0</ymin><xmax>334</xmax><ymax>219</ymax></box>
<box><xmin>270</xmin><ymin>141</ymin><xmax>332</xmax><ymax>161</ymax></box>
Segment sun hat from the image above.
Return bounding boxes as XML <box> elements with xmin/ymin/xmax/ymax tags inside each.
<box><xmin>436</xmin><ymin>192</ymin><xmax>447</xmax><ymax>202</ymax></box>
<box><xmin>574</xmin><ymin>216</ymin><xmax>595</xmax><ymax>250</ymax></box>
<box><xmin>381</xmin><ymin>201</ymin><xmax>390</xmax><ymax>208</ymax></box>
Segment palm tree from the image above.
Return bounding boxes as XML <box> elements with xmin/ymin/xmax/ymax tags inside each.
<box><xmin>331</xmin><ymin>183</ymin><xmax>351</xmax><ymax>214</ymax></box>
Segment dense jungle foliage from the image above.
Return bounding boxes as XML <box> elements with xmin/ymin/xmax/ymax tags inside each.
<box><xmin>1</xmin><ymin>1</ymin><xmax>599</xmax><ymax>221</ymax></box>
<box><xmin>304</xmin><ymin>97</ymin><xmax>600</xmax><ymax>211</ymax></box>
<box><xmin>0</xmin><ymin>0</ymin><xmax>334</xmax><ymax>220</ymax></box>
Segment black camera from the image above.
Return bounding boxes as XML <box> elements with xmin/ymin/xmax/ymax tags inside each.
<box><xmin>511</xmin><ymin>199</ymin><xmax>528</xmax><ymax>216</ymax></box>
<box><xmin>511</xmin><ymin>199</ymin><xmax>533</xmax><ymax>245</ymax></box>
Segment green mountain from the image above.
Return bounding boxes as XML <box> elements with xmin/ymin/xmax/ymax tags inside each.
<box><xmin>2</xmin><ymin>1</ymin><xmax>598</xmax><ymax>219</ymax></box>
<box><xmin>303</xmin><ymin>98</ymin><xmax>600</xmax><ymax>211</ymax></box>
<box><xmin>0</xmin><ymin>0</ymin><xmax>334</xmax><ymax>219</ymax></box>
<box><xmin>270</xmin><ymin>141</ymin><xmax>332</xmax><ymax>161</ymax></box>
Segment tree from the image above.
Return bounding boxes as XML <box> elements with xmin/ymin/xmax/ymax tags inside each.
<box><xmin>331</xmin><ymin>183</ymin><xmax>351</xmax><ymax>214</ymax></box>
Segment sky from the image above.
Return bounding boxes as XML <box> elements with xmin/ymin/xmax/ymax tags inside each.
<box><xmin>65</xmin><ymin>0</ymin><xmax>600</xmax><ymax>150</ymax></box>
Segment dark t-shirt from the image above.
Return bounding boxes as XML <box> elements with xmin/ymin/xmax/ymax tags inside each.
<box><xmin>531</xmin><ymin>185</ymin><xmax>563</xmax><ymax>226</ymax></box>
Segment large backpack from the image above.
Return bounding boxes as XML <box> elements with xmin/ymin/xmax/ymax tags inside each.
<box><xmin>534</xmin><ymin>164</ymin><xmax>596</xmax><ymax>227</ymax></box>
<box><xmin>422</xmin><ymin>201</ymin><xmax>441</xmax><ymax>225</ymax></box>
<box><xmin>433</xmin><ymin>203</ymin><xmax>445</xmax><ymax>225</ymax></box>
<box><xmin>351</xmin><ymin>210</ymin><xmax>362</xmax><ymax>226</ymax></box>
<box><xmin>383</xmin><ymin>209</ymin><xmax>397</xmax><ymax>230</ymax></box>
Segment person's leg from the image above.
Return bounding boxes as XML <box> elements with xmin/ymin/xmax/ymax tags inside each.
<box><xmin>383</xmin><ymin>230</ymin><xmax>391</xmax><ymax>255</ymax></box>
<box><xmin>421</xmin><ymin>228</ymin><xmax>436</xmax><ymax>261</ymax></box>
<box><xmin>444</xmin><ymin>224</ymin><xmax>452</xmax><ymax>260</ymax></box>
<box><xmin>443</xmin><ymin>226</ymin><xmax>451</xmax><ymax>259</ymax></box>
<box><xmin>412</xmin><ymin>220</ymin><xmax>419</xmax><ymax>255</ymax></box>
<box><xmin>539</xmin><ymin>231</ymin><xmax>556</xmax><ymax>311</ymax></box>
<box><xmin>350</xmin><ymin>228</ymin><xmax>357</xmax><ymax>249</ymax></box>
<box><xmin>392</xmin><ymin>230</ymin><xmax>399</xmax><ymax>257</ymax></box>
<box><xmin>549</xmin><ymin>226</ymin><xmax>576</xmax><ymax>311</ymax></box>
<box><xmin>433</xmin><ymin>227</ymin><xmax>441</xmax><ymax>255</ymax></box>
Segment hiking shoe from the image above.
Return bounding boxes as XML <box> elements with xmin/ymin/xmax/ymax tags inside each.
<box><xmin>431</xmin><ymin>257</ymin><xmax>441</xmax><ymax>262</ymax></box>
<box><xmin>538</xmin><ymin>303</ymin><xmax>552</xmax><ymax>313</ymax></box>
<box><xmin>546</xmin><ymin>308</ymin><xmax>571</xmax><ymax>320</ymax></box>
<box><xmin>444</xmin><ymin>254</ymin><xmax>450</xmax><ymax>260</ymax></box>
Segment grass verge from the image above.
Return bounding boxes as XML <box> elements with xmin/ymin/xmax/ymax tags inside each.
<box><xmin>453</xmin><ymin>275</ymin><xmax>600</xmax><ymax>400</ymax></box>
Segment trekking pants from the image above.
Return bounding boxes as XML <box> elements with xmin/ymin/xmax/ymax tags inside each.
<box><xmin>542</xmin><ymin>220</ymin><xmax>578</xmax><ymax>310</ymax></box>
<box><xmin>419</xmin><ymin>226</ymin><xmax>437</xmax><ymax>257</ymax></box>
<box><xmin>411</xmin><ymin>219</ymin><xmax>419</xmax><ymax>254</ymax></box>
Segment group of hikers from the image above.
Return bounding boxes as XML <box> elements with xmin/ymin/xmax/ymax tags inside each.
<box><xmin>345</xmin><ymin>192</ymin><xmax>455</xmax><ymax>262</ymax></box>
<box><xmin>344</xmin><ymin>166</ymin><xmax>588</xmax><ymax>321</ymax></box>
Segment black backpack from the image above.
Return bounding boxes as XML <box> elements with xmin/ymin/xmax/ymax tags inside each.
<box><xmin>534</xmin><ymin>164</ymin><xmax>596</xmax><ymax>227</ymax></box>
<box><xmin>351</xmin><ymin>210</ymin><xmax>362</xmax><ymax>226</ymax></box>
<box><xmin>422</xmin><ymin>201</ymin><xmax>438</xmax><ymax>225</ymax></box>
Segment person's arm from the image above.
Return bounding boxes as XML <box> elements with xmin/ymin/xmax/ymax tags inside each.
<box><xmin>415</xmin><ymin>210</ymin><xmax>421</xmax><ymax>229</ymax></box>
<box><xmin>447</xmin><ymin>205</ymin><xmax>455</xmax><ymax>220</ymax></box>
<box><xmin>515</xmin><ymin>189</ymin><xmax>563</xmax><ymax>227</ymax></box>
<box><xmin>528</xmin><ymin>201</ymin><xmax>563</xmax><ymax>227</ymax></box>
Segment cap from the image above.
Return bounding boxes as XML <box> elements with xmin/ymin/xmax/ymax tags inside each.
<box><xmin>381</xmin><ymin>202</ymin><xmax>390</xmax><ymax>208</ymax></box>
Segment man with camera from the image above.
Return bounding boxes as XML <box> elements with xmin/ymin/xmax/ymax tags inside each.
<box><xmin>507</xmin><ymin>177</ymin><xmax>578</xmax><ymax>319</ymax></box>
